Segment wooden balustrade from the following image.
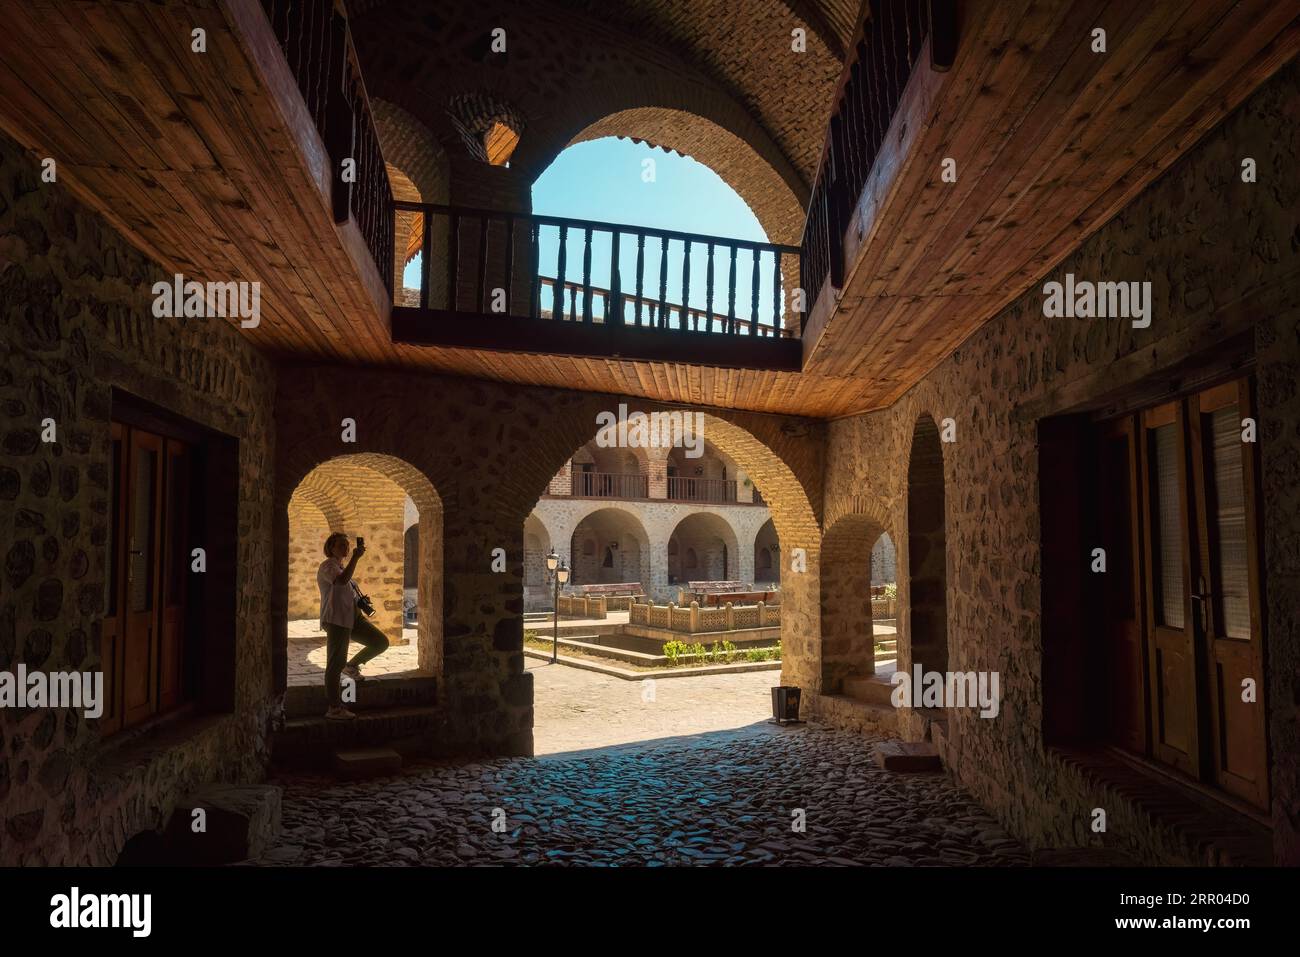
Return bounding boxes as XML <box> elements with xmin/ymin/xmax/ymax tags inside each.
<box><xmin>397</xmin><ymin>202</ymin><xmax>802</xmax><ymax>338</ymax></box>
<box><xmin>799</xmin><ymin>0</ymin><xmax>935</xmax><ymax>319</ymax></box>
<box><xmin>571</xmin><ymin>471</ymin><xmax>650</xmax><ymax>499</ymax></box>
<box><xmin>262</xmin><ymin>0</ymin><xmax>394</xmax><ymax>293</ymax></box>
<box><xmin>667</xmin><ymin>476</ymin><xmax>737</xmax><ymax>503</ymax></box>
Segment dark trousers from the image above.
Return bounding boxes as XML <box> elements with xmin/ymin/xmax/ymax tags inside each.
<box><xmin>324</xmin><ymin>616</ymin><xmax>389</xmax><ymax>706</ymax></box>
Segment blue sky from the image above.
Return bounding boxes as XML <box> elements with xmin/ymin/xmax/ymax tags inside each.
<box><xmin>404</xmin><ymin>138</ymin><xmax>786</xmax><ymax>327</ymax></box>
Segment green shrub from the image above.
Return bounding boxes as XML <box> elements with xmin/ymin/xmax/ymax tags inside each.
<box><xmin>663</xmin><ymin>640</ymin><xmax>687</xmax><ymax>663</ymax></box>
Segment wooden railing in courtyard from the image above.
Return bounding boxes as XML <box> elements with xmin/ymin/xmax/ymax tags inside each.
<box><xmin>800</xmin><ymin>0</ymin><xmax>946</xmax><ymax>312</ymax></box>
<box><xmin>396</xmin><ymin>202</ymin><xmax>802</xmax><ymax>338</ymax></box>
<box><xmin>572</xmin><ymin>471</ymin><xmax>649</xmax><ymax>499</ymax></box>
<box><xmin>667</xmin><ymin>475</ymin><xmax>737</xmax><ymax>504</ymax></box>
<box><xmin>631</xmin><ymin>599</ymin><xmax>781</xmax><ymax>634</ymax></box>
<box><xmin>262</xmin><ymin>0</ymin><xmax>394</xmax><ymax>291</ymax></box>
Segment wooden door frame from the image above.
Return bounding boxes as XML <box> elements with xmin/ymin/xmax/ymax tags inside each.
<box><xmin>122</xmin><ymin>427</ymin><xmax>165</xmax><ymax>729</ymax></box>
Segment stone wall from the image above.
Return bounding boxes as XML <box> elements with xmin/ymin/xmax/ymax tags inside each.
<box><xmin>815</xmin><ymin>60</ymin><xmax>1300</xmax><ymax>864</ymax></box>
<box><xmin>0</xmin><ymin>131</ymin><xmax>278</xmax><ymax>865</ymax></box>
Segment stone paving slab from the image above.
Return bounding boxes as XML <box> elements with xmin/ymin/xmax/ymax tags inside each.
<box><xmin>256</xmin><ymin>661</ymin><xmax>1029</xmax><ymax>867</ymax></box>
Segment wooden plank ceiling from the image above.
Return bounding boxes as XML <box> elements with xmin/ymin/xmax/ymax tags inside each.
<box><xmin>0</xmin><ymin>0</ymin><xmax>1295</xmax><ymax>420</ymax></box>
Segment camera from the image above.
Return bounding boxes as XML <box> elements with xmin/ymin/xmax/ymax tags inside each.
<box><xmin>356</xmin><ymin>536</ymin><xmax>365</xmax><ymax>549</ymax></box>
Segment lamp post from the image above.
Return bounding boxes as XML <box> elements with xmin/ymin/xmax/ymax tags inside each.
<box><xmin>546</xmin><ymin>549</ymin><xmax>569</xmax><ymax>663</ymax></box>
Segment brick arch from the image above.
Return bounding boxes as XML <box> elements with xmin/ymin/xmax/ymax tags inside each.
<box><xmin>820</xmin><ymin>512</ymin><xmax>890</xmax><ymax>693</ymax></box>
<box><xmin>667</xmin><ymin>510</ymin><xmax>741</xmax><ymax>582</ymax></box>
<box><xmin>568</xmin><ymin>505</ymin><xmax>652</xmax><ymax>587</ymax></box>
<box><xmin>568</xmin><ymin>108</ymin><xmax>806</xmax><ymax>245</ymax></box>
<box><xmin>288</xmin><ymin>474</ymin><xmax>357</xmax><ymax>532</ymax></box>
<box><xmin>372</xmin><ymin>98</ymin><xmax>450</xmax><ymax>296</ymax></box>
<box><xmin>278</xmin><ymin>451</ymin><xmax>445</xmax><ymax>681</ymax></box>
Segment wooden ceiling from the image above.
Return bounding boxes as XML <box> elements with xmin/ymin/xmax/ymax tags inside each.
<box><xmin>1</xmin><ymin>0</ymin><xmax>1295</xmax><ymax>420</ymax></box>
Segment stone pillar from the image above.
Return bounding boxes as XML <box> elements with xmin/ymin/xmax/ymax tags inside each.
<box><xmin>738</xmin><ymin>527</ymin><xmax>757</xmax><ymax>585</ymax></box>
<box><xmin>548</xmin><ymin>460</ymin><xmax>572</xmax><ymax>495</ymax></box>
<box><xmin>439</xmin><ymin>508</ymin><xmax>531</xmax><ymax>756</ymax></box>
<box><xmin>447</xmin><ymin>156</ymin><xmax>534</xmax><ymax>315</ymax></box>
<box><xmin>646</xmin><ymin>447</ymin><xmax>670</xmax><ymax>499</ymax></box>
<box><xmin>646</xmin><ymin>526</ymin><xmax>672</xmax><ymax>601</ymax></box>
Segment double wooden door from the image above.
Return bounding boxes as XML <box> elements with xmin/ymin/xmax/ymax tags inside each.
<box><xmin>102</xmin><ymin>422</ymin><xmax>191</xmax><ymax>734</ymax></box>
<box><xmin>1099</xmin><ymin>376</ymin><xmax>1268</xmax><ymax>809</ymax></box>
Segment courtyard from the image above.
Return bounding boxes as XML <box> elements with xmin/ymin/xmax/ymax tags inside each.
<box><xmin>257</xmin><ymin>660</ymin><xmax>1027</xmax><ymax>867</ymax></box>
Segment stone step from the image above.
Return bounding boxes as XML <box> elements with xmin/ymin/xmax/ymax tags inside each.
<box><xmin>118</xmin><ymin>784</ymin><xmax>283</xmax><ymax>865</ymax></box>
<box><xmin>843</xmin><ymin>674</ymin><xmax>897</xmax><ymax>708</ymax></box>
<box><xmin>873</xmin><ymin>740</ymin><xmax>942</xmax><ymax>772</ymax></box>
<box><xmin>284</xmin><ymin>673</ymin><xmax>437</xmax><ymax>718</ymax></box>
<box><xmin>333</xmin><ymin>747</ymin><xmax>403</xmax><ymax>780</ymax></box>
<box><xmin>273</xmin><ymin>705</ymin><xmax>441</xmax><ymax>769</ymax></box>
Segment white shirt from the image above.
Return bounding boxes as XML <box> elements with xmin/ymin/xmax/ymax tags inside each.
<box><xmin>318</xmin><ymin>557</ymin><xmax>356</xmax><ymax>630</ymax></box>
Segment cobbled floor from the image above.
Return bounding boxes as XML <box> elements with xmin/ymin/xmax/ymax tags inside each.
<box><xmin>256</xmin><ymin>661</ymin><xmax>1030</xmax><ymax>866</ymax></box>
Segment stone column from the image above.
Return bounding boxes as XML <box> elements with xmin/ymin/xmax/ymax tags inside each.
<box><xmin>646</xmin><ymin>446</ymin><xmax>670</xmax><ymax>498</ymax></box>
<box><xmin>447</xmin><ymin>156</ymin><xmax>534</xmax><ymax>315</ymax></box>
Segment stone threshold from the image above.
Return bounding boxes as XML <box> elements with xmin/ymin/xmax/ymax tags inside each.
<box><xmin>522</xmin><ymin>648</ymin><xmax>781</xmax><ymax>681</ymax></box>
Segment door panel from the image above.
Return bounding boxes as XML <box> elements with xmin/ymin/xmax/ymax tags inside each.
<box><xmin>1190</xmin><ymin>381</ymin><xmax>1269</xmax><ymax>808</ymax></box>
<box><xmin>1140</xmin><ymin>403</ymin><xmax>1199</xmax><ymax>777</ymax></box>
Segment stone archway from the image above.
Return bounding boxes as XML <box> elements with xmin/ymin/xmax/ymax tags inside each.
<box><xmin>907</xmin><ymin>415</ymin><xmax>949</xmax><ymax>679</ymax></box>
<box><xmin>283</xmin><ymin>453</ymin><xmax>444</xmax><ymax>679</ymax></box>
<box><xmin>754</xmin><ymin>517</ymin><xmax>780</xmax><ymax>584</ymax></box>
<box><xmin>667</xmin><ymin>511</ymin><xmax>741</xmax><ymax>584</ymax></box>
<box><xmin>569</xmin><ymin>507</ymin><xmax>652</xmax><ymax>587</ymax></box>
<box><xmin>820</xmin><ymin>512</ymin><xmax>890</xmax><ymax>693</ymax></box>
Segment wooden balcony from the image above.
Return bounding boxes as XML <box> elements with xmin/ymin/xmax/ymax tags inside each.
<box><xmin>390</xmin><ymin>203</ymin><xmax>804</xmax><ymax>372</ymax></box>
<box><xmin>667</xmin><ymin>476</ymin><xmax>738</xmax><ymax>504</ymax></box>
<box><xmin>570</xmin><ymin>471</ymin><xmax>649</xmax><ymax>500</ymax></box>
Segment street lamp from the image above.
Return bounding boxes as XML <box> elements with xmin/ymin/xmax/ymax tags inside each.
<box><xmin>546</xmin><ymin>550</ymin><xmax>569</xmax><ymax>663</ymax></box>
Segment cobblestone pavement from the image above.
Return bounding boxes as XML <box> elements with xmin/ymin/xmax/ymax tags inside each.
<box><xmin>258</xmin><ymin>662</ymin><xmax>1029</xmax><ymax>866</ymax></box>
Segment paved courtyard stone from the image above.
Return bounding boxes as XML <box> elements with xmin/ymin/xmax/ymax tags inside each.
<box><xmin>257</xmin><ymin>660</ymin><xmax>1029</xmax><ymax>866</ymax></box>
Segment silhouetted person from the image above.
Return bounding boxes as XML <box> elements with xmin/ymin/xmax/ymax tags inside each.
<box><xmin>317</xmin><ymin>533</ymin><xmax>389</xmax><ymax>720</ymax></box>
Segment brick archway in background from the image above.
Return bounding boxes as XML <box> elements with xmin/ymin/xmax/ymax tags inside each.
<box><xmin>281</xmin><ymin>453</ymin><xmax>444</xmax><ymax>680</ymax></box>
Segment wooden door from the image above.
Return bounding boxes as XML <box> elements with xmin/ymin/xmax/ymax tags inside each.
<box><xmin>1139</xmin><ymin>401</ymin><xmax>1199</xmax><ymax>777</ymax></box>
<box><xmin>1188</xmin><ymin>381</ymin><xmax>1269</xmax><ymax>808</ymax></box>
<box><xmin>122</xmin><ymin>428</ymin><xmax>164</xmax><ymax>727</ymax></box>
<box><xmin>1099</xmin><ymin>416</ymin><xmax>1146</xmax><ymax>753</ymax></box>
